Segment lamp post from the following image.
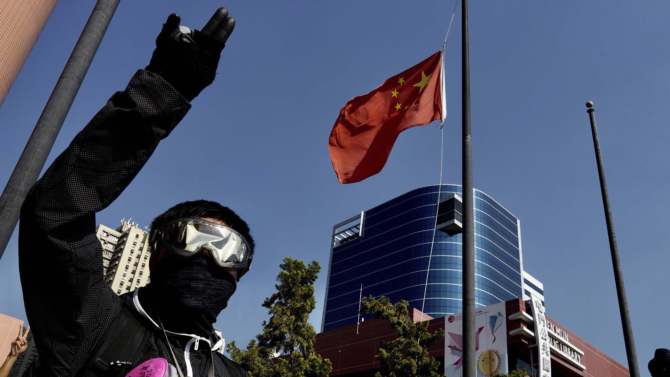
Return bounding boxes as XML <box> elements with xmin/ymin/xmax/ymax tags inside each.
<box><xmin>585</xmin><ymin>100</ymin><xmax>640</xmax><ymax>377</ymax></box>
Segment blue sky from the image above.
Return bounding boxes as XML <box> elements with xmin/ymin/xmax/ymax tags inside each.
<box><xmin>1</xmin><ymin>1</ymin><xmax>668</xmax><ymax>375</ymax></box>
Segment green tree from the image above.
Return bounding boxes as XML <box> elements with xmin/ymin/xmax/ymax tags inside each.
<box><xmin>361</xmin><ymin>296</ymin><xmax>444</xmax><ymax>377</ymax></box>
<box><xmin>227</xmin><ymin>258</ymin><xmax>332</xmax><ymax>377</ymax></box>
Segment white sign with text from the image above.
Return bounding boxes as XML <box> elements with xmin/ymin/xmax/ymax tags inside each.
<box><xmin>530</xmin><ymin>293</ymin><xmax>551</xmax><ymax>377</ymax></box>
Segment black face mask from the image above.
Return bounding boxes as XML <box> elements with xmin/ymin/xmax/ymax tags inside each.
<box><xmin>142</xmin><ymin>252</ymin><xmax>237</xmax><ymax>336</ymax></box>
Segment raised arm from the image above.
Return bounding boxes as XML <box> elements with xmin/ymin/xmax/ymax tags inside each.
<box><xmin>17</xmin><ymin>9</ymin><xmax>235</xmax><ymax>376</ymax></box>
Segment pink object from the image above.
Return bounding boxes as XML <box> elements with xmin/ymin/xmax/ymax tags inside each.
<box><xmin>447</xmin><ymin>326</ymin><xmax>486</xmax><ymax>368</ymax></box>
<box><xmin>126</xmin><ymin>358</ymin><xmax>169</xmax><ymax>377</ymax></box>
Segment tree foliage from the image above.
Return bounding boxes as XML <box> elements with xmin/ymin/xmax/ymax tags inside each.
<box><xmin>227</xmin><ymin>258</ymin><xmax>332</xmax><ymax>377</ymax></box>
<box><xmin>361</xmin><ymin>296</ymin><xmax>444</xmax><ymax>377</ymax></box>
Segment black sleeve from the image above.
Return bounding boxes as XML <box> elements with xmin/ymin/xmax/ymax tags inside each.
<box><xmin>18</xmin><ymin>70</ymin><xmax>191</xmax><ymax>376</ymax></box>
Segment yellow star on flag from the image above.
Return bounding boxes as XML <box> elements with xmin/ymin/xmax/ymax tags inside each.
<box><xmin>394</xmin><ymin>102</ymin><xmax>402</xmax><ymax>111</ymax></box>
<box><xmin>391</xmin><ymin>89</ymin><xmax>399</xmax><ymax>98</ymax></box>
<box><xmin>398</xmin><ymin>77</ymin><xmax>406</xmax><ymax>86</ymax></box>
<box><xmin>413</xmin><ymin>71</ymin><xmax>430</xmax><ymax>91</ymax></box>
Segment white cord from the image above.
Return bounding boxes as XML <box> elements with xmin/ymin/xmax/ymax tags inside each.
<box><xmin>421</xmin><ymin>124</ymin><xmax>446</xmax><ymax>313</ymax></box>
<box><xmin>443</xmin><ymin>0</ymin><xmax>459</xmax><ymax>53</ymax></box>
<box><xmin>420</xmin><ymin>0</ymin><xmax>458</xmax><ymax>314</ymax></box>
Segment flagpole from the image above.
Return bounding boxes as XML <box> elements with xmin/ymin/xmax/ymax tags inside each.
<box><xmin>356</xmin><ymin>283</ymin><xmax>363</xmax><ymax>335</ymax></box>
<box><xmin>461</xmin><ymin>0</ymin><xmax>476</xmax><ymax>376</ymax></box>
<box><xmin>585</xmin><ymin>101</ymin><xmax>640</xmax><ymax>377</ymax></box>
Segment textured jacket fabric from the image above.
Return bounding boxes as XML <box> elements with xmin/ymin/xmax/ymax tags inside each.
<box><xmin>18</xmin><ymin>70</ymin><xmax>246</xmax><ymax>377</ymax></box>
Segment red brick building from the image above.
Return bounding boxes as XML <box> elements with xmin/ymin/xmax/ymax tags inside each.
<box><xmin>316</xmin><ymin>299</ymin><xmax>628</xmax><ymax>377</ymax></box>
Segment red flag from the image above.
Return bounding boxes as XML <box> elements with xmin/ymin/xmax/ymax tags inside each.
<box><xmin>328</xmin><ymin>51</ymin><xmax>445</xmax><ymax>184</ymax></box>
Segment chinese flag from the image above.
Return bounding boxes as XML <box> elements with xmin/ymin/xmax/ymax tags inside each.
<box><xmin>328</xmin><ymin>51</ymin><xmax>445</xmax><ymax>184</ymax></box>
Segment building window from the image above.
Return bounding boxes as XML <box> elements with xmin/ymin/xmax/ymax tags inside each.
<box><xmin>437</xmin><ymin>194</ymin><xmax>463</xmax><ymax>234</ymax></box>
<box><xmin>332</xmin><ymin>212</ymin><xmax>365</xmax><ymax>248</ymax></box>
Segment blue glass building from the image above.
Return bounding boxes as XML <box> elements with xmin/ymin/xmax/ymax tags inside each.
<box><xmin>322</xmin><ymin>184</ymin><xmax>524</xmax><ymax>331</ymax></box>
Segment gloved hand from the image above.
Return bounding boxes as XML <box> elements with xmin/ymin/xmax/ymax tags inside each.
<box><xmin>146</xmin><ymin>8</ymin><xmax>235</xmax><ymax>101</ymax></box>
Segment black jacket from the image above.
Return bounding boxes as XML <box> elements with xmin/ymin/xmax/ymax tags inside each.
<box><xmin>19</xmin><ymin>70</ymin><xmax>246</xmax><ymax>377</ymax></box>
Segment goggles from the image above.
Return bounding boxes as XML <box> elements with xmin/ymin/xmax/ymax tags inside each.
<box><xmin>154</xmin><ymin>217</ymin><xmax>253</xmax><ymax>271</ymax></box>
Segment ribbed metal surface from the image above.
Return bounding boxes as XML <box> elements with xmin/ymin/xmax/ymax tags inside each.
<box><xmin>0</xmin><ymin>0</ymin><xmax>57</xmax><ymax>105</ymax></box>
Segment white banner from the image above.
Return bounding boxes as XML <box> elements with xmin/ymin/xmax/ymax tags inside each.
<box><xmin>530</xmin><ymin>293</ymin><xmax>551</xmax><ymax>377</ymax></box>
<box><xmin>445</xmin><ymin>301</ymin><xmax>508</xmax><ymax>377</ymax></box>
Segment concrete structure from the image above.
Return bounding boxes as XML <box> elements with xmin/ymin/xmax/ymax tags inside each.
<box><xmin>315</xmin><ymin>298</ymin><xmax>629</xmax><ymax>377</ymax></box>
<box><xmin>523</xmin><ymin>271</ymin><xmax>545</xmax><ymax>303</ymax></box>
<box><xmin>96</xmin><ymin>220</ymin><xmax>151</xmax><ymax>295</ymax></box>
<box><xmin>0</xmin><ymin>0</ymin><xmax>57</xmax><ymax>104</ymax></box>
<box><xmin>96</xmin><ymin>223</ymin><xmax>122</xmax><ymax>276</ymax></box>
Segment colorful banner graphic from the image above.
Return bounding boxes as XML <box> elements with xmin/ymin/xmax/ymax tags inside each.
<box><xmin>445</xmin><ymin>301</ymin><xmax>508</xmax><ymax>377</ymax></box>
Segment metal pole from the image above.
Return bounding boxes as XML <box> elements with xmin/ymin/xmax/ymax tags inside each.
<box><xmin>0</xmin><ymin>0</ymin><xmax>120</xmax><ymax>259</ymax></box>
<box><xmin>356</xmin><ymin>283</ymin><xmax>363</xmax><ymax>335</ymax></box>
<box><xmin>585</xmin><ymin>101</ymin><xmax>640</xmax><ymax>377</ymax></box>
<box><xmin>461</xmin><ymin>0</ymin><xmax>475</xmax><ymax>377</ymax></box>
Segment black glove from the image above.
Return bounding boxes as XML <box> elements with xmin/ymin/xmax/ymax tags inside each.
<box><xmin>146</xmin><ymin>8</ymin><xmax>235</xmax><ymax>101</ymax></box>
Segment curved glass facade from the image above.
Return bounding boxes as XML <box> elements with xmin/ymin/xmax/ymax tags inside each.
<box><xmin>323</xmin><ymin>184</ymin><xmax>523</xmax><ymax>331</ymax></box>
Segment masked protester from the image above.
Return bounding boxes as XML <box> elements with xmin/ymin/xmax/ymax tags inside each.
<box><xmin>650</xmin><ymin>349</ymin><xmax>670</xmax><ymax>377</ymax></box>
<box><xmin>18</xmin><ymin>7</ymin><xmax>252</xmax><ymax>377</ymax></box>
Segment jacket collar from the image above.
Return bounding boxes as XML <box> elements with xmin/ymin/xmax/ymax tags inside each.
<box><xmin>132</xmin><ymin>290</ymin><xmax>225</xmax><ymax>354</ymax></box>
